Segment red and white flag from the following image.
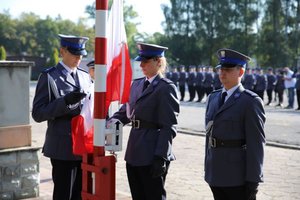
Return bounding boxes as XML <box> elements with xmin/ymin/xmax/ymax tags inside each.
<box><xmin>71</xmin><ymin>0</ymin><xmax>132</xmax><ymax>154</ymax></box>
<box><xmin>71</xmin><ymin>85</ymin><xmax>94</xmax><ymax>155</ymax></box>
<box><xmin>106</xmin><ymin>0</ymin><xmax>132</xmax><ymax>113</ymax></box>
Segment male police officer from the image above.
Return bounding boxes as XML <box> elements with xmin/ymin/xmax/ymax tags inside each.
<box><xmin>32</xmin><ymin>34</ymin><xmax>92</xmax><ymax>200</ymax></box>
<box><xmin>86</xmin><ymin>59</ymin><xmax>95</xmax><ymax>80</ymax></box>
<box><xmin>205</xmin><ymin>48</ymin><xmax>266</xmax><ymax>200</ymax></box>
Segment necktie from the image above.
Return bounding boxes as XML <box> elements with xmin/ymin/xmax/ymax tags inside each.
<box><xmin>219</xmin><ymin>92</ymin><xmax>227</xmax><ymax>107</ymax></box>
<box><xmin>71</xmin><ymin>72</ymin><xmax>79</xmax><ymax>86</ymax></box>
<box><xmin>143</xmin><ymin>80</ymin><xmax>150</xmax><ymax>91</ymax></box>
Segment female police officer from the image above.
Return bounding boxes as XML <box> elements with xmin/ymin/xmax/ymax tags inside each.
<box><xmin>109</xmin><ymin>42</ymin><xmax>180</xmax><ymax>200</ymax></box>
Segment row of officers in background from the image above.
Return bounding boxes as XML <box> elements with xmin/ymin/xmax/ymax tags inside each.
<box><xmin>165</xmin><ymin>65</ymin><xmax>300</xmax><ymax>110</ymax></box>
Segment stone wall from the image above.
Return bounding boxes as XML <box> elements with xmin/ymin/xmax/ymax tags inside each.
<box><xmin>0</xmin><ymin>61</ymin><xmax>40</xmax><ymax>199</ymax></box>
<box><xmin>0</xmin><ymin>147</ymin><xmax>40</xmax><ymax>199</ymax></box>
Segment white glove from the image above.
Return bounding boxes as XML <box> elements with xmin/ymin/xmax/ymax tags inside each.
<box><xmin>106</xmin><ymin>118</ymin><xmax>122</xmax><ymax>129</ymax></box>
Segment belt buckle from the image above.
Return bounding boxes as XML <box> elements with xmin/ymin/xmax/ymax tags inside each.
<box><xmin>209</xmin><ymin>137</ymin><xmax>217</xmax><ymax>148</ymax></box>
<box><xmin>132</xmin><ymin>120</ymin><xmax>140</xmax><ymax>129</ymax></box>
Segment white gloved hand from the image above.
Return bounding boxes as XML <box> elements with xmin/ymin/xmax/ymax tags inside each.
<box><xmin>106</xmin><ymin>118</ymin><xmax>122</xmax><ymax>129</ymax></box>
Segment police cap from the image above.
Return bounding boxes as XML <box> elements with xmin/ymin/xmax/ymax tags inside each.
<box><xmin>135</xmin><ymin>42</ymin><xmax>168</xmax><ymax>61</ymax></box>
<box><xmin>86</xmin><ymin>60</ymin><xmax>95</xmax><ymax>68</ymax></box>
<box><xmin>216</xmin><ymin>48</ymin><xmax>251</xmax><ymax>69</ymax></box>
<box><xmin>58</xmin><ymin>34</ymin><xmax>89</xmax><ymax>56</ymax></box>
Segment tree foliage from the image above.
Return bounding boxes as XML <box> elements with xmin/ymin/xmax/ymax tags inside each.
<box><xmin>0</xmin><ymin>45</ymin><xmax>6</xmax><ymax>60</ymax></box>
<box><xmin>1</xmin><ymin>1</ymin><xmax>299</xmax><ymax>69</ymax></box>
<box><xmin>160</xmin><ymin>0</ymin><xmax>300</xmax><ymax>68</ymax></box>
<box><xmin>0</xmin><ymin>12</ymin><xmax>94</xmax><ymax>62</ymax></box>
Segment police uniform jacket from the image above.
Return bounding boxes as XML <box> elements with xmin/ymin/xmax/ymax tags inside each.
<box><xmin>195</xmin><ymin>72</ymin><xmax>204</xmax><ymax>87</ymax></box>
<box><xmin>266</xmin><ymin>74</ymin><xmax>277</xmax><ymax>90</ymax></box>
<box><xmin>213</xmin><ymin>73</ymin><xmax>222</xmax><ymax>89</ymax></box>
<box><xmin>275</xmin><ymin>74</ymin><xmax>285</xmax><ymax>92</ymax></box>
<box><xmin>112</xmin><ymin>74</ymin><xmax>180</xmax><ymax>166</ymax></box>
<box><xmin>170</xmin><ymin>71</ymin><xmax>179</xmax><ymax>85</ymax></box>
<box><xmin>294</xmin><ymin>73</ymin><xmax>300</xmax><ymax>90</ymax></box>
<box><xmin>178</xmin><ymin>71</ymin><xmax>187</xmax><ymax>86</ymax></box>
<box><xmin>203</xmin><ymin>72</ymin><xmax>214</xmax><ymax>88</ymax></box>
<box><xmin>32</xmin><ymin>63</ymin><xmax>92</xmax><ymax>161</ymax></box>
<box><xmin>205</xmin><ymin>85</ymin><xmax>265</xmax><ymax>187</ymax></box>
<box><xmin>242</xmin><ymin>74</ymin><xmax>255</xmax><ymax>90</ymax></box>
<box><xmin>254</xmin><ymin>74</ymin><xmax>267</xmax><ymax>91</ymax></box>
<box><xmin>187</xmin><ymin>72</ymin><xmax>196</xmax><ymax>86</ymax></box>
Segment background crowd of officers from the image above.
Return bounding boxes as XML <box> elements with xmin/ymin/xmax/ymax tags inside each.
<box><xmin>166</xmin><ymin>65</ymin><xmax>300</xmax><ymax>110</ymax></box>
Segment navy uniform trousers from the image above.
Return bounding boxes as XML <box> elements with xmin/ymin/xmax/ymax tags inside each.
<box><xmin>111</xmin><ymin>74</ymin><xmax>179</xmax><ymax>200</ymax></box>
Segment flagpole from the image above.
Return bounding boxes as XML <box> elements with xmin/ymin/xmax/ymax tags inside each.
<box><xmin>81</xmin><ymin>0</ymin><xmax>116</xmax><ymax>199</ymax></box>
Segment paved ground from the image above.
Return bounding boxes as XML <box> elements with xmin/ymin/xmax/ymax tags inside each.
<box><xmin>27</xmin><ymin>82</ymin><xmax>300</xmax><ymax>199</ymax></box>
<box><xmin>29</xmin><ymin>124</ymin><xmax>300</xmax><ymax>200</ymax></box>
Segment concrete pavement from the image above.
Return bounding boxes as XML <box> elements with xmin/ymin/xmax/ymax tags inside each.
<box><xmin>28</xmin><ymin>82</ymin><xmax>300</xmax><ymax>199</ymax></box>
<box><xmin>29</xmin><ymin>118</ymin><xmax>300</xmax><ymax>200</ymax></box>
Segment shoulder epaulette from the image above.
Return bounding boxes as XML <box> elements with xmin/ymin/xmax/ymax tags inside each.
<box><xmin>77</xmin><ymin>67</ymin><xmax>88</xmax><ymax>74</ymax></box>
<box><xmin>161</xmin><ymin>77</ymin><xmax>173</xmax><ymax>84</ymax></box>
<box><xmin>133</xmin><ymin>77</ymin><xmax>144</xmax><ymax>82</ymax></box>
<box><xmin>211</xmin><ymin>88</ymin><xmax>222</xmax><ymax>94</ymax></box>
<box><xmin>244</xmin><ymin>89</ymin><xmax>258</xmax><ymax>97</ymax></box>
<box><xmin>42</xmin><ymin>67</ymin><xmax>55</xmax><ymax>73</ymax></box>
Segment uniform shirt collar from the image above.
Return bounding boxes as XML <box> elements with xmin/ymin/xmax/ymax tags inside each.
<box><xmin>145</xmin><ymin>74</ymin><xmax>158</xmax><ymax>84</ymax></box>
<box><xmin>60</xmin><ymin>61</ymin><xmax>77</xmax><ymax>74</ymax></box>
<box><xmin>222</xmin><ymin>84</ymin><xmax>241</xmax><ymax>102</ymax></box>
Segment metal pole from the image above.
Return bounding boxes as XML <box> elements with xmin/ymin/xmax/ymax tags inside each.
<box><xmin>81</xmin><ymin>0</ymin><xmax>116</xmax><ymax>199</ymax></box>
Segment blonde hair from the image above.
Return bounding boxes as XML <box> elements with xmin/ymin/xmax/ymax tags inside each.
<box><xmin>157</xmin><ymin>57</ymin><xmax>168</xmax><ymax>76</ymax></box>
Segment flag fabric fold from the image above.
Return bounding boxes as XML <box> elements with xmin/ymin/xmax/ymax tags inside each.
<box><xmin>71</xmin><ymin>84</ymin><xmax>94</xmax><ymax>155</ymax></box>
<box><xmin>106</xmin><ymin>0</ymin><xmax>132</xmax><ymax>113</ymax></box>
<box><xmin>71</xmin><ymin>0</ymin><xmax>132</xmax><ymax>154</ymax></box>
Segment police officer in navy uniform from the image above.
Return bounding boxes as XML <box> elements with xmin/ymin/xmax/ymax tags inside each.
<box><xmin>86</xmin><ymin>59</ymin><xmax>95</xmax><ymax>80</ymax></box>
<box><xmin>205</xmin><ymin>48</ymin><xmax>266</xmax><ymax>200</ymax></box>
<box><xmin>203</xmin><ymin>66</ymin><xmax>214</xmax><ymax>97</ymax></box>
<box><xmin>242</xmin><ymin>68</ymin><xmax>255</xmax><ymax>91</ymax></box>
<box><xmin>187</xmin><ymin>65</ymin><xmax>197</xmax><ymax>101</ymax></box>
<box><xmin>253</xmin><ymin>68</ymin><xmax>267</xmax><ymax>101</ymax></box>
<box><xmin>109</xmin><ymin>42</ymin><xmax>179</xmax><ymax>200</ymax></box>
<box><xmin>170</xmin><ymin>67</ymin><xmax>179</xmax><ymax>87</ymax></box>
<box><xmin>266</xmin><ymin>67</ymin><xmax>277</xmax><ymax>105</ymax></box>
<box><xmin>178</xmin><ymin>65</ymin><xmax>187</xmax><ymax>101</ymax></box>
<box><xmin>32</xmin><ymin>34</ymin><xmax>92</xmax><ymax>200</ymax></box>
<box><xmin>195</xmin><ymin>66</ymin><xmax>205</xmax><ymax>102</ymax></box>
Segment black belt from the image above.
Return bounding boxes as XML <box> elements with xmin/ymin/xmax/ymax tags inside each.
<box><xmin>209</xmin><ymin>137</ymin><xmax>246</xmax><ymax>148</ymax></box>
<box><xmin>131</xmin><ymin>119</ymin><xmax>160</xmax><ymax>129</ymax></box>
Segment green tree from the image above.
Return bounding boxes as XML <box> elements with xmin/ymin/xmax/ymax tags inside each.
<box><xmin>47</xmin><ymin>48</ymin><xmax>59</xmax><ymax>66</ymax></box>
<box><xmin>35</xmin><ymin>17</ymin><xmax>59</xmax><ymax>57</ymax></box>
<box><xmin>162</xmin><ymin>0</ymin><xmax>259</xmax><ymax>66</ymax></box>
<box><xmin>258</xmin><ymin>0</ymin><xmax>291</xmax><ymax>67</ymax></box>
<box><xmin>0</xmin><ymin>12</ymin><xmax>18</xmax><ymax>54</ymax></box>
<box><xmin>0</xmin><ymin>46</ymin><xmax>6</xmax><ymax>60</ymax></box>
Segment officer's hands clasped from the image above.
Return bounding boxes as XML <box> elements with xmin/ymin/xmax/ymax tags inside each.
<box><xmin>151</xmin><ymin>156</ymin><xmax>167</xmax><ymax>178</ymax></box>
<box><xmin>64</xmin><ymin>90</ymin><xmax>86</xmax><ymax>105</ymax></box>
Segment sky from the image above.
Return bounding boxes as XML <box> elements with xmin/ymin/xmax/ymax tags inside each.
<box><xmin>0</xmin><ymin>0</ymin><xmax>170</xmax><ymax>34</ymax></box>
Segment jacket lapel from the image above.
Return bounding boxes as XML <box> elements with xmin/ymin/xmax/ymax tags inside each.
<box><xmin>56</xmin><ymin>63</ymin><xmax>79</xmax><ymax>89</ymax></box>
<box><xmin>137</xmin><ymin>74</ymin><xmax>162</xmax><ymax>101</ymax></box>
<box><xmin>217</xmin><ymin>85</ymin><xmax>245</xmax><ymax>113</ymax></box>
